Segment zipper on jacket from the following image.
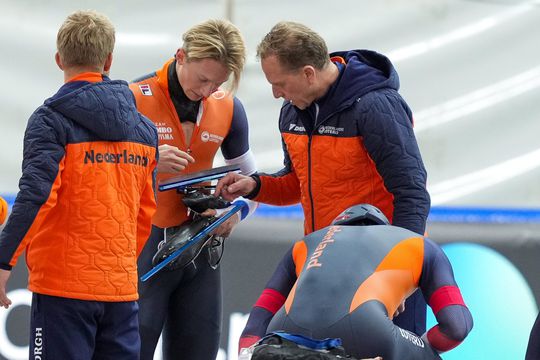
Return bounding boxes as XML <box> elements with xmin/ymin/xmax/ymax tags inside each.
<box><xmin>307</xmin><ymin>133</ymin><xmax>315</xmax><ymax>233</ymax></box>
<box><xmin>307</xmin><ymin>103</ymin><xmax>320</xmax><ymax>233</ymax></box>
<box><xmin>186</xmin><ymin>101</ymin><xmax>205</xmax><ymax>154</ymax></box>
<box><xmin>306</xmin><ymin>101</ymin><xmax>354</xmax><ymax>233</ymax></box>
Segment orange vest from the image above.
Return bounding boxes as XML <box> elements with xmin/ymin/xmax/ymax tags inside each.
<box><xmin>130</xmin><ymin>60</ymin><xmax>234</xmax><ymax>228</ymax></box>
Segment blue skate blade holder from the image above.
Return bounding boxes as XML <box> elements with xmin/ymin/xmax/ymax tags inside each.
<box><xmin>158</xmin><ymin>164</ymin><xmax>241</xmax><ymax>192</ymax></box>
<box><xmin>140</xmin><ymin>202</ymin><xmax>245</xmax><ymax>282</ymax></box>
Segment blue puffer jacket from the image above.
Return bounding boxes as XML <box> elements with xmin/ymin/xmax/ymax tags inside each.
<box><xmin>254</xmin><ymin>49</ymin><xmax>430</xmax><ymax>235</ymax></box>
<box><xmin>0</xmin><ymin>74</ymin><xmax>159</xmax><ymax>301</ymax></box>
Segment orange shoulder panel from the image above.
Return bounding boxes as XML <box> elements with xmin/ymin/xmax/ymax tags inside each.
<box><xmin>349</xmin><ymin>237</ymin><xmax>424</xmax><ymax>317</ymax></box>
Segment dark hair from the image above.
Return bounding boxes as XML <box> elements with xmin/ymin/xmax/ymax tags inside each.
<box><xmin>257</xmin><ymin>21</ymin><xmax>329</xmax><ymax>72</ymax></box>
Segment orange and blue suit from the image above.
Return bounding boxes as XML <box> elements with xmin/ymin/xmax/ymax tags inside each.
<box><xmin>240</xmin><ymin>225</ymin><xmax>473</xmax><ymax>359</ymax></box>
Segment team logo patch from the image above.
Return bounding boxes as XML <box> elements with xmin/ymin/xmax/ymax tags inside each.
<box><xmin>318</xmin><ymin>125</ymin><xmax>344</xmax><ymax>135</ymax></box>
<box><xmin>156</xmin><ymin>123</ymin><xmax>174</xmax><ymax>140</ymax></box>
<box><xmin>201</xmin><ymin>131</ymin><xmax>210</xmax><ymax>142</ymax></box>
<box><xmin>201</xmin><ymin>131</ymin><xmax>224</xmax><ymax>143</ymax></box>
<box><xmin>139</xmin><ymin>84</ymin><xmax>152</xmax><ymax>96</ymax></box>
<box><xmin>288</xmin><ymin>123</ymin><xmax>306</xmax><ymax>132</ymax></box>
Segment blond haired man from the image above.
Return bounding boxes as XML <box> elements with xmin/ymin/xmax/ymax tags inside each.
<box><xmin>130</xmin><ymin>19</ymin><xmax>257</xmax><ymax>359</ymax></box>
<box><xmin>0</xmin><ymin>10</ymin><xmax>158</xmax><ymax>359</ymax></box>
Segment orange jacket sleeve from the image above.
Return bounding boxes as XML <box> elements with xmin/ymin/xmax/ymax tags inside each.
<box><xmin>254</xmin><ymin>171</ymin><xmax>301</xmax><ymax>205</ymax></box>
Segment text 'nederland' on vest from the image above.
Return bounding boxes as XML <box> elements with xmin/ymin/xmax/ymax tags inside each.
<box><xmin>83</xmin><ymin>150</ymin><xmax>149</xmax><ymax>167</ymax></box>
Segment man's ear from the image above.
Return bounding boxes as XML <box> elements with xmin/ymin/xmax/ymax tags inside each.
<box><xmin>303</xmin><ymin>65</ymin><xmax>316</xmax><ymax>84</ymax></box>
<box><xmin>55</xmin><ymin>52</ymin><xmax>64</xmax><ymax>71</ymax></box>
<box><xmin>175</xmin><ymin>48</ymin><xmax>186</xmax><ymax>65</ymax></box>
<box><xmin>103</xmin><ymin>53</ymin><xmax>113</xmax><ymax>73</ymax></box>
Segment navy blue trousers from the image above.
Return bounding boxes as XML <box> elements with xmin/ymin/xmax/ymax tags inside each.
<box><xmin>138</xmin><ymin>226</ymin><xmax>222</xmax><ymax>360</ymax></box>
<box><xmin>29</xmin><ymin>293</ymin><xmax>139</xmax><ymax>360</ymax></box>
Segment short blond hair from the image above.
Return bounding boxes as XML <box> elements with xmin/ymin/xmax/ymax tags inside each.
<box><xmin>257</xmin><ymin>21</ymin><xmax>329</xmax><ymax>72</ymax></box>
<box><xmin>57</xmin><ymin>10</ymin><xmax>115</xmax><ymax>70</ymax></box>
<box><xmin>182</xmin><ymin>19</ymin><xmax>246</xmax><ymax>92</ymax></box>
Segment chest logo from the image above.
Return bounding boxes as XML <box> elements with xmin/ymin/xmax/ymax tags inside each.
<box><xmin>201</xmin><ymin>131</ymin><xmax>224</xmax><ymax>143</ymax></box>
<box><xmin>155</xmin><ymin>123</ymin><xmax>174</xmax><ymax>141</ymax></box>
<box><xmin>139</xmin><ymin>84</ymin><xmax>153</xmax><ymax>96</ymax></box>
<box><xmin>288</xmin><ymin>123</ymin><xmax>306</xmax><ymax>132</ymax></box>
<box><xmin>318</xmin><ymin>125</ymin><xmax>344</xmax><ymax>135</ymax></box>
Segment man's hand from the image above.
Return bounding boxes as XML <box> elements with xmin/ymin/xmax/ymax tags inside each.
<box><xmin>0</xmin><ymin>269</ymin><xmax>12</xmax><ymax>309</ymax></box>
<box><xmin>215</xmin><ymin>172</ymin><xmax>257</xmax><ymax>201</ymax></box>
<box><xmin>201</xmin><ymin>208</ymin><xmax>240</xmax><ymax>238</ymax></box>
<box><xmin>157</xmin><ymin>144</ymin><xmax>195</xmax><ymax>173</ymax></box>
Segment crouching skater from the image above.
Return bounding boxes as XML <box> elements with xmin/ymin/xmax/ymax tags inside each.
<box><xmin>239</xmin><ymin>204</ymin><xmax>473</xmax><ymax>360</ymax></box>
